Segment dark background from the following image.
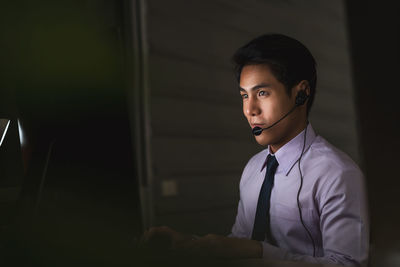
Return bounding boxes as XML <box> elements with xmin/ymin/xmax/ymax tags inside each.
<box><xmin>346</xmin><ymin>1</ymin><xmax>400</xmax><ymax>266</ymax></box>
<box><xmin>0</xmin><ymin>0</ymin><xmax>144</xmax><ymax>265</ymax></box>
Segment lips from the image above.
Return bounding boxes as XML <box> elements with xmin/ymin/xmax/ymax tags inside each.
<box><xmin>251</xmin><ymin>123</ymin><xmax>265</xmax><ymax>128</ymax></box>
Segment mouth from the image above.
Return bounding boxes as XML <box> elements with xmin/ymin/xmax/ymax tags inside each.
<box><xmin>250</xmin><ymin>123</ymin><xmax>265</xmax><ymax>128</ymax></box>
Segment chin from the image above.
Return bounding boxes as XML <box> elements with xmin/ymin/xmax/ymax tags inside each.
<box><xmin>254</xmin><ymin>135</ymin><xmax>272</xmax><ymax>146</ymax></box>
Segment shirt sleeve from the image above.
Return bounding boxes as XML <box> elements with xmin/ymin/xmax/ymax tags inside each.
<box><xmin>260</xmin><ymin>168</ymin><xmax>369</xmax><ymax>266</ymax></box>
<box><xmin>228</xmin><ymin>198</ymin><xmax>249</xmax><ymax>239</ymax></box>
<box><xmin>228</xmin><ymin>156</ymin><xmax>255</xmax><ymax>239</ymax></box>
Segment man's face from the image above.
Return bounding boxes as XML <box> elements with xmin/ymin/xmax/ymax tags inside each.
<box><xmin>239</xmin><ymin>64</ymin><xmax>301</xmax><ymax>149</ymax></box>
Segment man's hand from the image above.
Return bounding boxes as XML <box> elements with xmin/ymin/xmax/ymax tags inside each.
<box><xmin>141</xmin><ymin>227</ymin><xmax>262</xmax><ymax>259</ymax></box>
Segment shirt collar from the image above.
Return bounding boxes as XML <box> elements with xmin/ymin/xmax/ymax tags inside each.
<box><xmin>261</xmin><ymin>123</ymin><xmax>317</xmax><ymax>176</ymax></box>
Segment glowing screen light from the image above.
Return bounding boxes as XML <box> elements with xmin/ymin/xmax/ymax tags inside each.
<box><xmin>17</xmin><ymin>119</ymin><xmax>26</xmax><ymax>147</ymax></box>
<box><xmin>0</xmin><ymin>119</ymin><xmax>11</xmax><ymax>147</ymax></box>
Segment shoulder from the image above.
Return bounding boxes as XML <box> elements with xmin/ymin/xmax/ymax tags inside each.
<box><xmin>306</xmin><ymin>136</ymin><xmax>365</xmax><ymax>198</ymax></box>
<box><xmin>307</xmin><ymin>135</ymin><xmax>362</xmax><ymax>175</ymax></box>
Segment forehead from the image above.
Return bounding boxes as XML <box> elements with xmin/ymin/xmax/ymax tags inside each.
<box><xmin>239</xmin><ymin>64</ymin><xmax>280</xmax><ymax>90</ymax></box>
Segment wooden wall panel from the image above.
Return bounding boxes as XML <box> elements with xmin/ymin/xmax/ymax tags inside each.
<box><xmin>148</xmin><ymin>54</ymin><xmax>239</xmax><ymax>106</ymax></box>
<box><xmin>146</xmin><ymin>11</ymin><xmax>249</xmax><ymax>69</ymax></box>
<box><xmin>150</xmin><ymin>96</ymin><xmax>249</xmax><ymax>139</ymax></box>
<box><xmin>154</xmin><ymin>174</ymin><xmax>240</xmax><ymax>215</ymax></box>
<box><xmin>151</xmin><ymin>137</ymin><xmax>257</xmax><ymax>176</ymax></box>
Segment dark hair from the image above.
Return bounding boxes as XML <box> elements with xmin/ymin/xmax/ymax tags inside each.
<box><xmin>233</xmin><ymin>33</ymin><xmax>317</xmax><ymax>115</ymax></box>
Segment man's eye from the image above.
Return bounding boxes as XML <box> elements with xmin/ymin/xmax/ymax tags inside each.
<box><xmin>241</xmin><ymin>94</ymin><xmax>248</xmax><ymax>99</ymax></box>
<box><xmin>258</xmin><ymin>90</ymin><xmax>267</xmax><ymax>96</ymax></box>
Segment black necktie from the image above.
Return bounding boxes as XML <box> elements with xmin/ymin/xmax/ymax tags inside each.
<box><xmin>252</xmin><ymin>154</ymin><xmax>279</xmax><ymax>242</ymax></box>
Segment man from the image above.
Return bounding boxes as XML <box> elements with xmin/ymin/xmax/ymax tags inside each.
<box><xmin>142</xmin><ymin>34</ymin><xmax>369</xmax><ymax>266</ymax></box>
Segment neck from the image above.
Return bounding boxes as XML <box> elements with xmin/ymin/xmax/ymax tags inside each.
<box><xmin>269</xmin><ymin>120</ymin><xmax>308</xmax><ymax>154</ymax></box>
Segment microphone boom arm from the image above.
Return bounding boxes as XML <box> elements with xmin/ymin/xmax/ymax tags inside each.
<box><xmin>252</xmin><ymin>105</ymin><xmax>297</xmax><ymax>136</ymax></box>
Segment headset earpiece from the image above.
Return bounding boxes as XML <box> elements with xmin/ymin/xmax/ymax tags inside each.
<box><xmin>295</xmin><ymin>90</ymin><xmax>309</xmax><ymax>106</ymax></box>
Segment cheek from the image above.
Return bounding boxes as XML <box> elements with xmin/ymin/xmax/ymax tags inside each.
<box><xmin>259</xmin><ymin>101</ymin><xmax>274</xmax><ymax>116</ymax></box>
<box><xmin>262</xmin><ymin>96</ymin><xmax>286</xmax><ymax>117</ymax></box>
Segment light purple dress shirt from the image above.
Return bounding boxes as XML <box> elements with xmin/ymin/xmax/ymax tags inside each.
<box><xmin>229</xmin><ymin>123</ymin><xmax>369</xmax><ymax>266</ymax></box>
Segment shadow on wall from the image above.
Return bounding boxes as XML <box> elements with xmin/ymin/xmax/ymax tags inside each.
<box><xmin>346</xmin><ymin>1</ymin><xmax>400</xmax><ymax>267</ymax></box>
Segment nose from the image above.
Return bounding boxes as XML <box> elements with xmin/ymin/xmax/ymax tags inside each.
<box><xmin>245</xmin><ymin>97</ymin><xmax>261</xmax><ymax>117</ymax></box>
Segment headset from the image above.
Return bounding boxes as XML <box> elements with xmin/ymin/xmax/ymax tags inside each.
<box><xmin>252</xmin><ymin>90</ymin><xmax>309</xmax><ymax>136</ymax></box>
<box><xmin>297</xmin><ymin>123</ymin><xmax>316</xmax><ymax>257</ymax></box>
<box><xmin>252</xmin><ymin>90</ymin><xmax>316</xmax><ymax>257</ymax></box>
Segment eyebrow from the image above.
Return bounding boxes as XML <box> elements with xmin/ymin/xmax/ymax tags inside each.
<box><xmin>239</xmin><ymin>83</ymin><xmax>272</xmax><ymax>92</ymax></box>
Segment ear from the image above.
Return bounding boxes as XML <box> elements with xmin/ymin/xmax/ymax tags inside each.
<box><xmin>293</xmin><ymin>80</ymin><xmax>310</xmax><ymax>96</ymax></box>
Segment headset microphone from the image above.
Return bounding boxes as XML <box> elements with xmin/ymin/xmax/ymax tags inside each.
<box><xmin>252</xmin><ymin>90</ymin><xmax>308</xmax><ymax>136</ymax></box>
<box><xmin>252</xmin><ymin>127</ymin><xmax>264</xmax><ymax>136</ymax></box>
